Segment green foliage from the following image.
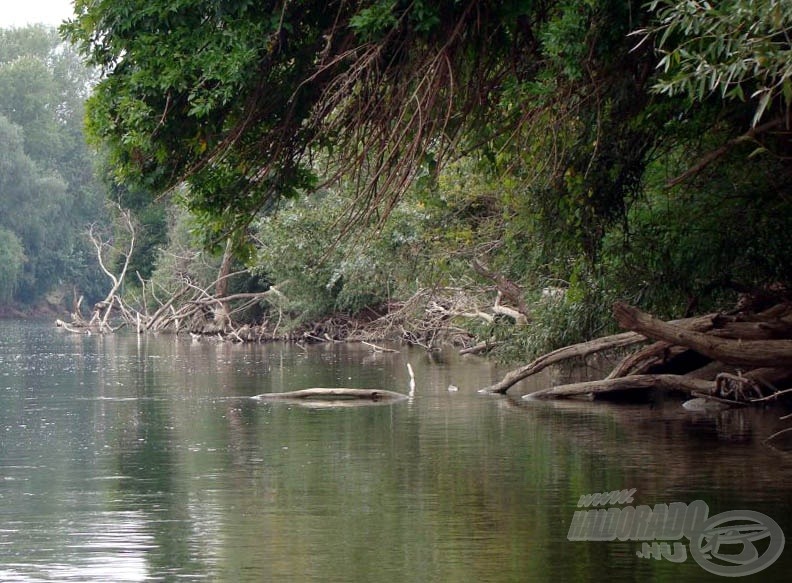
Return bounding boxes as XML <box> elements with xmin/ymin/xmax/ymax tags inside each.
<box><xmin>144</xmin><ymin>203</ymin><xmax>267</xmax><ymax>320</ymax></box>
<box><xmin>0</xmin><ymin>56</ymin><xmax>61</xmax><ymax>161</ymax></box>
<box><xmin>601</xmin><ymin>138</ymin><xmax>792</xmax><ymax>317</ymax></box>
<box><xmin>350</xmin><ymin>1</ymin><xmax>397</xmax><ymax>39</ymax></box>
<box><xmin>63</xmin><ymin>0</ymin><xmax>331</xmax><ymax>239</ymax></box>
<box><xmin>0</xmin><ymin>26</ymin><xmax>105</xmax><ymax>308</ymax></box>
<box><xmin>499</xmin><ymin>289</ymin><xmax>617</xmax><ymax>363</ymax></box>
<box><xmin>643</xmin><ymin>0</ymin><xmax>792</xmax><ymax>125</ymax></box>
<box><xmin>147</xmin><ymin>204</ymin><xmax>222</xmax><ymax>295</ymax></box>
<box><xmin>0</xmin><ymin>26</ymin><xmax>56</xmax><ymax>61</ymax></box>
<box><xmin>64</xmin><ymin>0</ymin><xmax>654</xmax><ymax>243</ymax></box>
<box><xmin>0</xmin><ymin>113</ymin><xmax>66</xmax><ymax>300</ymax></box>
<box><xmin>251</xmin><ymin>188</ymin><xmax>428</xmax><ymax>324</ymax></box>
<box><xmin>0</xmin><ymin>228</ymin><xmax>25</xmax><ymax>302</ymax></box>
<box><xmin>56</xmin><ymin>0</ymin><xmax>792</xmax><ymax>358</ymax></box>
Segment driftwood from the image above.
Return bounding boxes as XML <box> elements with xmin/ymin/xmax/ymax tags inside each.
<box><xmin>60</xmin><ymin>205</ymin><xmax>138</xmax><ymax>334</ymax></box>
<box><xmin>525</xmin><ymin>374</ymin><xmax>714</xmax><ymax>401</ymax></box>
<box><xmin>488</xmin><ymin>299</ymin><xmax>792</xmax><ymax>411</ymax></box>
<box><xmin>252</xmin><ymin>388</ymin><xmax>408</xmax><ymax>402</ymax></box>
<box><xmin>479</xmin><ymin>332</ymin><xmax>644</xmax><ymax>394</ymax></box>
<box><xmin>526</xmin><ymin>367</ymin><xmax>792</xmax><ymax>402</ymax></box>
<box><xmin>480</xmin><ymin>313</ymin><xmax>716</xmax><ymax>394</ymax></box>
<box><xmin>460</xmin><ymin>340</ymin><xmax>503</xmax><ymax>356</ymax></box>
<box><xmin>361</xmin><ymin>341</ymin><xmax>399</xmax><ymax>353</ymax></box>
<box><xmin>59</xmin><ymin>209</ymin><xmax>278</xmax><ymax>339</ymax></box>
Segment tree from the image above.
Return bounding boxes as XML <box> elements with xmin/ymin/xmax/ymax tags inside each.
<box><xmin>0</xmin><ymin>113</ymin><xmax>69</xmax><ymax>301</ymax></box>
<box><xmin>60</xmin><ymin>0</ymin><xmax>792</xmax><ymax>359</ymax></box>
<box><xmin>641</xmin><ymin>0</ymin><xmax>792</xmax><ymax>127</ymax></box>
<box><xmin>63</xmin><ymin>0</ymin><xmax>654</xmax><ymax>244</ymax></box>
<box><xmin>0</xmin><ymin>228</ymin><xmax>25</xmax><ymax>302</ymax></box>
<box><xmin>0</xmin><ymin>26</ymin><xmax>104</xmax><ymax>308</ymax></box>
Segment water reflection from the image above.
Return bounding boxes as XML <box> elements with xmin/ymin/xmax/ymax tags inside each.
<box><xmin>0</xmin><ymin>321</ymin><xmax>790</xmax><ymax>581</ymax></box>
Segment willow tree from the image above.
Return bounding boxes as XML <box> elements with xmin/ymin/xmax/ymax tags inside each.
<box><xmin>62</xmin><ymin>0</ymin><xmax>654</xmax><ymax>249</ymax></box>
<box><xmin>637</xmin><ymin>0</ymin><xmax>792</xmax><ymax>186</ymax></box>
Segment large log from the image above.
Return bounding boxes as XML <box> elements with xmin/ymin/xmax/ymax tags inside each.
<box><xmin>607</xmin><ymin>314</ymin><xmax>718</xmax><ymax>379</ymax></box>
<box><xmin>480</xmin><ymin>312</ymin><xmax>717</xmax><ymax>394</ymax></box>
<box><xmin>613</xmin><ymin>302</ymin><xmax>792</xmax><ymax>368</ymax></box>
<box><xmin>524</xmin><ymin>374</ymin><xmax>714</xmax><ymax>401</ymax></box>
<box><xmin>524</xmin><ymin>368</ymin><xmax>792</xmax><ymax>403</ymax></box>
<box><xmin>708</xmin><ymin>320</ymin><xmax>792</xmax><ymax>340</ymax></box>
<box><xmin>252</xmin><ymin>388</ymin><xmax>408</xmax><ymax>402</ymax></box>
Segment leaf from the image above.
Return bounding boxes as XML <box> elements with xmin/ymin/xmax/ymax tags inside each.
<box><xmin>782</xmin><ymin>77</ymin><xmax>792</xmax><ymax>106</ymax></box>
<box><xmin>751</xmin><ymin>88</ymin><xmax>772</xmax><ymax>126</ymax></box>
<box><xmin>747</xmin><ymin>146</ymin><xmax>768</xmax><ymax>158</ymax></box>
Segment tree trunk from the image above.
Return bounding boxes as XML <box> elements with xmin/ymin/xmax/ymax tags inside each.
<box><xmin>481</xmin><ymin>312</ymin><xmax>717</xmax><ymax>394</ymax></box>
<box><xmin>613</xmin><ymin>302</ymin><xmax>792</xmax><ymax>368</ymax></box>
<box><xmin>215</xmin><ymin>238</ymin><xmax>234</xmax><ymax>299</ymax></box>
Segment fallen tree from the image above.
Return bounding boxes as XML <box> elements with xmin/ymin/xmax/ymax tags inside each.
<box><xmin>56</xmin><ymin>205</ymin><xmax>282</xmax><ymax>339</ymax></box>
<box><xmin>55</xmin><ymin>207</ymin><xmax>506</xmax><ymax>347</ymax></box>
<box><xmin>480</xmin><ymin>312</ymin><xmax>718</xmax><ymax>394</ymax></box>
<box><xmin>483</xmin><ymin>299</ymin><xmax>792</xmax><ymax>408</ymax></box>
<box><xmin>56</xmin><ymin>205</ymin><xmax>137</xmax><ymax>334</ymax></box>
<box><xmin>525</xmin><ymin>374</ymin><xmax>714</xmax><ymax>400</ymax></box>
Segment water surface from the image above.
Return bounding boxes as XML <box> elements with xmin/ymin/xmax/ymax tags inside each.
<box><xmin>0</xmin><ymin>320</ymin><xmax>790</xmax><ymax>581</ymax></box>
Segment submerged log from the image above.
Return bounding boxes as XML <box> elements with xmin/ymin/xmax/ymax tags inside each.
<box><xmin>524</xmin><ymin>374</ymin><xmax>714</xmax><ymax>401</ymax></box>
<box><xmin>683</xmin><ymin>396</ymin><xmax>741</xmax><ymax>412</ymax></box>
<box><xmin>252</xmin><ymin>388</ymin><xmax>408</xmax><ymax>402</ymax></box>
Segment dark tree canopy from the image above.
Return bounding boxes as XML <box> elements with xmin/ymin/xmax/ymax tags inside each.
<box><xmin>49</xmin><ymin>1</ymin><xmax>792</xmax><ymax>357</ymax></box>
<box><xmin>63</xmin><ymin>0</ymin><xmax>654</xmax><ymax>240</ymax></box>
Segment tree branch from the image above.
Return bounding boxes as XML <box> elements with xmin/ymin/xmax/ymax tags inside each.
<box><xmin>666</xmin><ymin>117</ymin><xmax>785</xmax><ymax>187</ymax></box>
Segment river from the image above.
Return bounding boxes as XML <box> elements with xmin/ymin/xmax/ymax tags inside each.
<box><xmin>0</xmin><ymin>320</ymin><xmax>790</xmax><ymax>581</ymax></box>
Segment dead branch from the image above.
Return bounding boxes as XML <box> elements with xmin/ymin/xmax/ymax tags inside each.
<box><xmin>460</xmin><ymin>340</ymin><xmax>503</xmax><ymax>356</ymax></box>
<box><xmin>362</xmin><ymin>341</ymin><xmax>399</xmax><ymax>353</ymax></box>
<box><xmin>480</xmin><ymin>331</ymin><xmax>646</xmax><ymax>394</ymax></box>
<box><xmin>82</xmin><ymin>204</ymin><xmax>137</xmax><ymax>332</ymax></box>
<box><xmin>471</xmin><ymin>258</ymin><xmax>529</xmax><ymax>317</ymax></box>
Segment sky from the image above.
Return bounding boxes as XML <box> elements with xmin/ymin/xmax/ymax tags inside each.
<box><xmin>0</xmin><ymin>0</ymin><xmax>75</xmax><ymax>28</ymax></box>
